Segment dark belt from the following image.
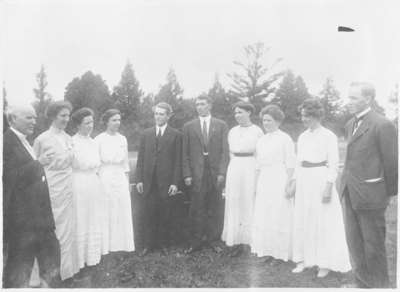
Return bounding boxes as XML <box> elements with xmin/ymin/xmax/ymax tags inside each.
<box><xmin>233</xmin><ymin>152</ymin><xmax>254</xmax><ymax>157</ymax></box>
<box><xmin>301</xmin><ymin>160</ymin><xmax>327</xmax><ymax>168</ymax></box>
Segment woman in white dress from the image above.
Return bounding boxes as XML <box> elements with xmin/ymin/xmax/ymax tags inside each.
<box><xmin>251</xmin><ymin>105</ymin><xmax>296</xmax><ymax>265</ymax></box>
<box><xmin>95</xmin><ymin>109</ymin><xmax>135</xmax><ymax>253</ymax></box>
<box><xmin>292</xmin><ymin>98</ymin><xmax>351</xmax><ymax>278</ymax></box>
<box><xmin>33</xmin><ymin>101</ymin><xmax>79</xmax><ymax>281</ymax></box>
<box><xmin>70</xmin><ymin>108</ymin><xmax>109</xmax><ymax>274</ymax></box>
<box><xmin>222</xmin><ymin>102</ymin><xmax>263</xmax><ymax>256</ymax></box>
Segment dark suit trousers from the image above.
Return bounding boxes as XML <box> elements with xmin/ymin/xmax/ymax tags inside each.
<box><xmin>342</xmin><ymin>187</ymin><xmax>389</xmax><ymax>288</ymax></box>
<box><xmin>189</xmin><ymin>156</ymin><xmax>223</xmax><ymax>247</ymax></box>
<box><xmin>3</xmin><ymin>229</ymin><xmax>61</xmax><ymax>288</ymax></box>
<box><xmin>143</xmin><ymin>180</ymin><xmax>172</xmax><ymax>249</ymax></box>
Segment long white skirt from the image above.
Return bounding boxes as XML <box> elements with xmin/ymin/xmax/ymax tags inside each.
<box><xmin>98</xmin><ymin>165</ymin><xmax>135</xmax><ymax>252</ymax></box>
<box><xmin>46</xmin><ymin>169</ymin><xmax>80</xmax><ymax>280</ymax></box>
<box><xmin>72</xmin><ymin>170</ymin><xmax>109</xmax><ymax>268</ymax></box>
<box><xmin>251</xmin><ymin>164</ymin><xmax>293</xmax><ymax>261</ymax></box>
<box><xmin>292</xmin><ymin>166</ymin><xmax>351</xmax><ymax>272</ymax></box>
<box><xmin>222</xmin><ymin>156</ymin><xmax>257</xmax><ymax>246</ymax></box>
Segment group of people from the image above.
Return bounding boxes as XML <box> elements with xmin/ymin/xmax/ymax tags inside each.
<box><xmin>3</xmin><ymin>103</ymin><xmax>134</xmax><ymax>287</ymax></box>
<box><xmin>3</xmin><ymin>81</ymin><xmax>398</xmax><ymax>288</ymax></box>
<box><xmin>135</xmin><ymin>81</ymin><xmax>398</xmax><ymax>288</ymax></box>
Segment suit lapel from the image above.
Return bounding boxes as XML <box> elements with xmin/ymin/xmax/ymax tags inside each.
<box><xmin>158</xmin><ymin>125</ymin><xmax>171</xmax><ymax>151</ymax></box>
<box><xmin>8</xmin><ymin>130</ymin><xmax>34</xmax><ymax>161</ymax></box>
<box><xmin>149</xmin><ymin>126</ymin><xmax>157</xmax><ymax>153</ymax></box>
<box><xmin>193</xmin><ymin>118</ymin><xmax>205</xmax><ymax>147</ymax></box>
<box><xmin>208</xmin><ymin>118</ymin><xmax>218</xmax><ymax>141</ymax></box>
<box><xmin>348</xmin><ymin>112</ymin><xmax>372</xmax><ymax>146</ymax></box>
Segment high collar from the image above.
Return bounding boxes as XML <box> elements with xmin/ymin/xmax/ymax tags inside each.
<box><xmin>199</xmin><ymin>115</ymin><xmax>211</xmax><ymax>123</ymax></box>
<box><xmin>156</xmin><ymin>123</ymin><xmax>168</xmax><ymax>135</ymax></box>
<box><xmin>76</xmin><ymin>132</ymin><xmax>91</xmax><ymax>139</ymax></box>
<box><xmin>355</xmin><ymin>107</ymin><xmax>371</xmax><ymax>120</ymax></box>
<box><xmin>49</xmin><ymin>125</ymin><xmax>64</xmax><ymax>135</ymax></box>
<box><xmin>10</xmin><ymin>127</ymin><xmax>28</xmax><ymax>140</ymax></box>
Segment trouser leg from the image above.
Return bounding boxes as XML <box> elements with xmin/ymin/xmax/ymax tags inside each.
<box><xmin>37</xmin><ymin>230</ymin><xmax>61</xmax><ymax>288</ymax></box>
<box><xmin>3</xmin><ymin>231</ymin><xmax>36</xmax><ymax>288</ymax></box>
<box><xmin>155</xmin><ymin>197</ymin><xmax>172</xmax><ymax>248</ymax></box>
<box><xmin>342</xmin><ymin>188</ymin><xmax>389</xmax><ymax>288</ymax></box>
<box><xmin>357</xmin><ymin>207</ymin><xmax>389</xmax><ymax>288</ymax></box>
<box><xmin>143</xmin><ymin>189</ymin><xmax>157</xmax><ymax>249</ymax></box>
<box><xmin>342</xmin><ymin>189</ymin><xmax>369</xmax><ymax>287</ymax></box>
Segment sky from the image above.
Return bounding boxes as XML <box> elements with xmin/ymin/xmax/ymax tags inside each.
<box><xmin>2</xmin><ymin>0</ymin><xmax>400</xmax><ymax>115</ymax></box>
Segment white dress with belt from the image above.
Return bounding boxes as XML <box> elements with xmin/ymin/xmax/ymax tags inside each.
<box><xmin>95</xmin><ymin>132</ymin><xmax>135</xmax><ymax>252</ymax></box>
<box><xmin>251</xmin><ymin>129</ymin><xmax>295</xmax><ymax>260</ymax></box>
<box><xmin>292</xmin><ymin>126</ymin><xmax>351</xmax><ymax>272</ymax></box>
<box><xmin>72</xmin><ymin>133</ymin><xmax>109</xmax><ymax>268</ymax></box>
<box><xmin>222</xmin><ymin>124</ymin><xmax>263</xmax><ymax>246</ymax></box>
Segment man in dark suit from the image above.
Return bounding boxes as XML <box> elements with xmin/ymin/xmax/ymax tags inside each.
<box><xmin>182</xmin><ymin>95</ymin><xmax>229</xmax><ymax>253</ymax></box>
<box><xmin>136</xmin><ymin>102</ymin><xmax>182</xmax><ymax>256</ymax></box>
<box><xmin>340</xmin><ymin>82</ymin><xmax>398</xmax><ymax>288</ymax></box>
<box><xmin>3</xmin><ymin>105</ymin><xmax>61</xmax><ymax>288</ymax></box>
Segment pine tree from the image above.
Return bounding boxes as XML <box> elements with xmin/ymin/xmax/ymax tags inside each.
<box><xmin>112</xmin><ymin>61</ymin><xmax>143</xmax><ymax>122</ymax></box>
<box><xmin>388</xmin><ymin>83</ymin><xmax>398</xmax><ymax>126</ymax></box>
<box><xmin>273</xmin><ymin>70</ymin><xmax>310</xmax><ymax>124</ymax></box>
<box><xmin>319</xmin><ymin>77</ymin><xmax>341</xmax><ymax>123</ymax></box>
<box><xmin>32</xmin><ymin>65</ymin><xmax>52</xmax><ymax>137</ymax></box>
<box><xmin>3</xmin><ymin>82</ymin><xmax>9</xmax><ymax>132</ymax></box>
<box><xmin>155</xmin><ymin>68</ymin><xmax>183</xmax><ymax>110</ymax></box>
<box><xmin>64</xmin><ymin>71</ymin><xmax>112</xmax><ymax>134</ymax></box>
<box><xmin>155</xmin><ymin>69</ymin><xmax>187</xmax><ymax>129</ymax></box>
<box><xmin>227</xmin><ymin>42</ymin><xmax>283</xmax><ymax>114</ymax></box>
<box><xmin>272</xmin><ymin>70</ymin><xmax>310</xmax><ymax>139</ymax></box>
<box><xmin>208</xmin><ymin>74</ymin><xmax>235</xmax><ymax>126</ymax></box>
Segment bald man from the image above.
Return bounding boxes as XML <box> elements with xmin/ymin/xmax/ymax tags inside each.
<box><xmin>3</xmin><ymin>106</ymin><xmax>61</xmax><ymax>288</ymax></box>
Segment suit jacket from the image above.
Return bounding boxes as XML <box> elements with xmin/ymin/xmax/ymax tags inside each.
<box><xmin>135</xmin><ymin>125</ymin><xmax>182</xmax><ymax>198</ymax></box>
<box><xmin>182</xmin><ymin>117</ymin><xmax>229</xmax><ymax>192</ymax></box>
<box><xmin>339</xmin><ymin>111</ymin><xmax>398</xmax><ymax>209</ymax></box>
<box><xmin>2</xmin><ymin>129</ymin><xmax>55</xmax><ymax>242</ymax></box>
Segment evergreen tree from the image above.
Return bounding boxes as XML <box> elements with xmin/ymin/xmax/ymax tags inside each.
<box><xmin>388</xmin><ymin>83</ymin><xmax>398</xmax><ymax>126</ymax></box>
<box><xmin>139</xmin><ymin>93</ymin><xmax>155</xmax><ymax>129</ymax></box>
<box><xmin>208</xmin><ymin>74</ymin><xmax>235</xmax><ymax>127</ymax></box>
<box><xmin>227</xmin><ymin>42</ymin><xmax>283</xmax><ymax>114</ymax></box>
<box><xmin>155</xmin><ymin>69</ymin><xmax>186</xmax><ymax>129</ymax></box>
<box><xmin>64</xmin><ymin>71</ymin><xmax>112</xmax><ymax>134</ymax></box>
<box><xmin>32</xmin><ymin>65</ymin><xmax>52</xmax><ymax>137</ymax></box>
<box><xmin>3</xmin><ymin>82</ymin><xmax>9</xmax><ymax>132</ymax></box>
<box><xmin>272</xmin><ymin>70</ymin><xmax>310</xmax><ymax>139</ymax></box>
<box><xmin>3</xmin><ymin>82</ymin><xmax>8</xmax><ymax>111</ymax></box>
<box><xmin>273</xmin><ymin>70</ymin><xmax>310</xmax><ymax>123</ymax></box>
<box><xmin>112</xmin><ymin>61</ymin><xmax>143</xmax><ymax>122</ymax></box>
<box><xmin>319</xmin><ymin>77</ymin><xmax>341</xmax><ymax>124</ymax></box>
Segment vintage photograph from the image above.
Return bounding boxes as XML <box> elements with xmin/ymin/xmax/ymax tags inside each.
<box><xmin>2</xmin><ymin>0</ymin><xmax>399</xmax><ymax>288</ymax></box>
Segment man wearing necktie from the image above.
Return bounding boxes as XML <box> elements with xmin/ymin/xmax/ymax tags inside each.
<box><xmin>136</xmin><ymin>102</ymin><xmax>182</xmax><ymax>256</ymax></box>
<box><xmin>3</xmin><ymin>105</ymin><xmax>61</xmax><ymax>288</ymax></box>
<box><xmin>340</xmin><ymin>82</ymin><xmax>398</xmax><ymax>288</ymax></box>
<box><xmin>182</xmin><ymin>95</ymin><xmax>229</xmax><ymax>254</ymax></box>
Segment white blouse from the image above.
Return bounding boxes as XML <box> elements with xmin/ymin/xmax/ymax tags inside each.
<box><xmin>228</xmin><ymin>124</ymin><xmax>263</xmax><ymax>158</ymax></box>
<box><xmin>296</xmin><ymin>126</ymin><xmax>339</xmax><ymax>183</ymax></box>
<box><xmin>95</xmin><ymin>132</ymin><xmax>130</xmax><ymax>172</ymax></box>
<box><xmin>72</xmin><ymin>134</ymin><xmax>101</xmax><ymax>171</ymax></box>
<box><xmin>255</xmin><ymin>129</ymin><xmax>296</xmax><ymax>170</ymax></box>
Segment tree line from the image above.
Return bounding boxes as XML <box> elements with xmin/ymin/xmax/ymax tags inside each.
<box><xmin>4</xmin><ymin>42</ymin><xmax>393</xmax><ymax>151</ymax></box>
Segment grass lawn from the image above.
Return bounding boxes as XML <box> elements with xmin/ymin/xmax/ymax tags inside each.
<box><xmin>66</xmin><ymin>147</ymin><xmax>397</xmax><ymax>288</ymax></box>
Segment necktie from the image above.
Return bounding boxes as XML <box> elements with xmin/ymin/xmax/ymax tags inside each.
<box><xmin>352</xmin><ymin>115</ymin><xmax>364</xmax><ymax>135</ymax></box>
<box><xmin>202</xmin><ymin>120</ymin><xmax>208</xmax><ymax>146</ymax></box>
<box><xmin>156</xmin><ymin>128</ymin><xmax>162</xmax><ymax>150</ymax></box>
